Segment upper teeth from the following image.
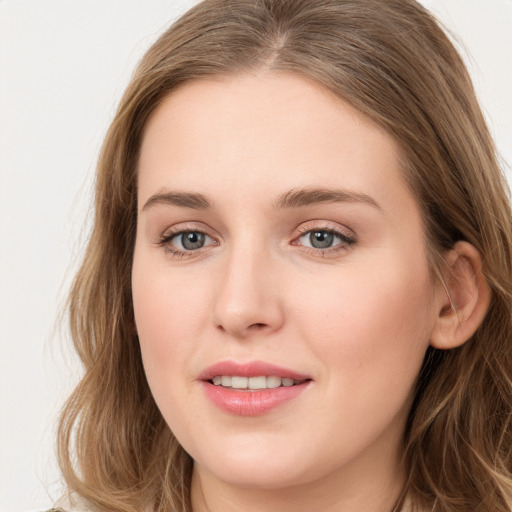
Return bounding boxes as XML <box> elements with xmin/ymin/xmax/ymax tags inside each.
<box><xmin>212</xmin><ymin>376</ymin><xmax>298</xmax><ymax>389</ymax></box>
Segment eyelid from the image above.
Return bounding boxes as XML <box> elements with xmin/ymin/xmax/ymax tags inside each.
<box><xmin>291</xmin><ymin>221</ymin><xmax>357</xmax><ymax>255</ymax></box>
<box><xmin>158</xmin><ymin>223</ymin><xmax>219</xmax><ymax>257</ymax></box>
<box><xmin>159</xmin><ymin>220</ymin><xmax>216</xmax><ymax>238</ymax></box>
<box><xmin>156</xmin><ymin>220</ymin><xmax>356</xmax><ymax>258</ymax></box>
<box><xmin>294</xmin><ymin>220</ymin><xmax>356</xmax><ymax>241</ymax></box>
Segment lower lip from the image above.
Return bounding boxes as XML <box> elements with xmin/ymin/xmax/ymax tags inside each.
<box><xmin>202</xmin><ymin>381</ymin><xmax>309</xmax><ymax>416</ymax></box>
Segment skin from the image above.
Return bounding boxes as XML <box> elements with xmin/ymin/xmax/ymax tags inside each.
<box><xmin>132</xmin><ymin>72</ymin><xmax>448</xmax><ymax>512</ymax></box>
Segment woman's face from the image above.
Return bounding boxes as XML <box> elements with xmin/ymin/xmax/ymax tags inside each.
<box><xmin>132</xmin><ymin>72</ymin><xmax>443</xmax><ymax>494</ymax></box>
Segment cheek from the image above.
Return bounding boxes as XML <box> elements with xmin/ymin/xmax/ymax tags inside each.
<box><xmin>292</xmin><ymin>252</ymin><xmax>436</xmax><ymax>393</ymax></box>
<box><xmin>132</xmin><ymin>259</ymin><xmax>209</xmax><ymax>390</ymax></box>
<box><xmin>279</xmin><ymin>256</ymin><xmax>436</xmax><ymax>466</ymax></box>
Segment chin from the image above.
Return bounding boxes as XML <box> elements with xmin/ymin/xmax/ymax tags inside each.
<box><xmin>189</xmin><ymin>435</ymin><xmax>327</xmax><ymax>491</ymax></box>
<box><xmin>202</xmin><ymin>458</ymin><xmax>314</xmax><ymax>490</ymax></box>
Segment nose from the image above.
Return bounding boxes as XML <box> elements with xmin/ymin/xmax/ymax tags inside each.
<box><xmin>213</xmin><ymin>244</ymin><xmax>285</xmax><ymax>339</ymax></box>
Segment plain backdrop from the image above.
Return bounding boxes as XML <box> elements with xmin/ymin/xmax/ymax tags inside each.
<box><xmin>0</xmin><ymin>1</ymin><xmax>510</xmax><ymax>511</ymax></box>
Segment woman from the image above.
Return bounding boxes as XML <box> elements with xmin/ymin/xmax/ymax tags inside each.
<box><xmin>55</xmin><ymin>0</ymin><xmax>512</xmax><ymax>511</ymax></box>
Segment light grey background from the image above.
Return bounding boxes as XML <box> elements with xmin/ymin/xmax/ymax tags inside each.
<box><xmin>0</xmin><ymin>1</ymin><xmax>510</xmax><ymax>511</ymax></box>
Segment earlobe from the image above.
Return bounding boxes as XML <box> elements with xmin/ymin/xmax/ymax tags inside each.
<box><xmin>430</xmin><ymin>241</ymin><xmax>492</xmax><ymax>350</ymax></box>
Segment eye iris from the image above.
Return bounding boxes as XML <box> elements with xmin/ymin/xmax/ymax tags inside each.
<box><xmin>181</xmin><ymin>232</ymin><xmax>205</xmax><ymax>250</ymax></box>
<box><xmin>310</xmin><ymin>230</ymin><xmax>334</xmax><ymax>249</ymax></box>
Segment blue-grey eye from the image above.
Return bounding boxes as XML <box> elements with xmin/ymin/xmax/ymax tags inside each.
<box><xmin>310</xmin><ymin>231</ymin><xmax>334</xmax><ymax>249</ymax></box>
<box><xmin>299</xmin><ymin>229</ymin><xmax>350</xmax><ymax>250</ymax></box>
<box><xmin>172</xmin><ymin>231</ymin><xmax>212</xmax><ymax>250</ymax></box>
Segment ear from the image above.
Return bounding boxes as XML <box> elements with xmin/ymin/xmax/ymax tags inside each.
<box><xmin>430</xmin><ymin>241</ymin><xmax>491</xmax><ymax>350</ymax></box>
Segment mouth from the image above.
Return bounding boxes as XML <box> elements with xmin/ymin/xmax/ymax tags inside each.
<box><xmin>199</xmin><ymin>361</ymin><xmax>312</xmax><ymax>416</ymax></box>
<box><xmin>209</xmin><ymin>375</ymin><xmax>307</xmax><ymax>390</ymax></box>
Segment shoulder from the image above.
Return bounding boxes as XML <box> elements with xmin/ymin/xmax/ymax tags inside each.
<box><xmin>24</xmin><ymin>510</ymin><xmax>67</xmax><ymax>512</ymax></box>
<box><xmin>43</xmin><ymin>496</ymin><xmax>92</xmax><ymax>512</ymax></box>
<box><xmin>41</xmin><ymin>507</ymin><xmax>88</xmax><ymax>512</ymax></box>
<box><xmin>24</xmin><ymin>510</ymin><xmax>66</xmax><ymax>512</ymax></box>
<box><xmin>44</xmin><ymin>508</ymin><xmax>92</xmax><ymax>512</ymax></box>
<box><xmin>42</xmin><ymin>508</ymin><xmax>90</xmax><ymax>512</ymax></box>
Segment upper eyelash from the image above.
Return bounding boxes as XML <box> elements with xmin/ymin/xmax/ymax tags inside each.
<box><xmin>157</xmin><ymin>224</ymin><xmax>357</xmax><ymax>257</ymax></box>
<box><xmin>158</xmin><ymin>225</ymin><xmax>210</xmax><ymax>244</ymax></box>
<box><xmin>159</xmin><ymin>231</ymin><xmax>198</xmax><ymax>246</ymax></box>
<box><xmin>291</xmin><ymin>226</ymin><xmax>357</xmax><ymax>258</ymax></box>
<box><xmin>158</xmin><ymin>227</ymin><xmax>215</xmax><ymax>258</ymax></box>
<box><xmin>294</xmin><ymin>225</ymin><xmax>357</xmax><ymax>245</ymax></box>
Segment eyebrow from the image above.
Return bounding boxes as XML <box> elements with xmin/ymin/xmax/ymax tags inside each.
<box><xmin>141</xmin><ymin>187</ymin><xmax>381</xmax><ymax>212</ymax></box>
<box><xmin>142</xmin><ymin>191</ymin><xmax>212</xmax><ymax>211</ymax></box>
<box><xmin>273</xmin><ymin>187</ymin><xmax>382</xmax><ymax>210</ymax></box>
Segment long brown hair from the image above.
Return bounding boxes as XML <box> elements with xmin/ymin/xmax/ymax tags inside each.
<box><xmin>58</xmin><ymin>1</ymin><xmax>512</xmax><ymax>510</ymax></box>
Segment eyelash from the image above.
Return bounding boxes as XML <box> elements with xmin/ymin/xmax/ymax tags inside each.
<box><xmin>293</xmin><ymin>225</ymin><xmax>357</xmax><ymax>256</ymax></box>
<box><xmin>158</xmin><ymin>226</ymin><xmax>216</xmax><ymax>259</ymax></box>
<box><xmin>158</xmin><ymin>224</ymin><xmax>357</xmax><ymax>259</ymax></box>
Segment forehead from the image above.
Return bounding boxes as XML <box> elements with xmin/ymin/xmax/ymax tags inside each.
<box><xmin>137</xmin><ymin>71</ymin><xmax>414</xmax><ymax>218</ymax></box>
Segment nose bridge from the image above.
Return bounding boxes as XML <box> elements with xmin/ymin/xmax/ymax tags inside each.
<box><xmin>213</xmin><ymin>235</ymin><xmax>283</xmax><ymax>337</ymax></box>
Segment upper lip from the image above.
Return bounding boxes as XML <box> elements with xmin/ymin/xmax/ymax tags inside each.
<box><xmin>198</xmin><ymin>360</ymin><xmax>311</xmax><ymax>382</ymax></box>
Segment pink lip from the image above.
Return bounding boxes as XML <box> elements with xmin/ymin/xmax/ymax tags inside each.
<box><xmin>198</xmin><ymin>360</ymin><xmax>310</xmax><ymax>381</ymax></box>
<box><xmin>199</xmin><ymin>360</ymin><xmax>311</xmax><ymax>416</ymax></box>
